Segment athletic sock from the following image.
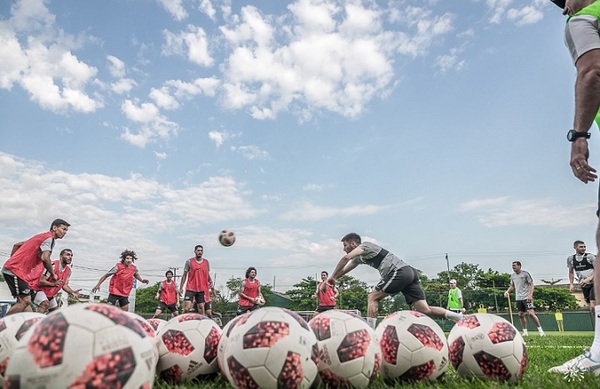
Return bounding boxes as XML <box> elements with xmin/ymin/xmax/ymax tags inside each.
<box><xmin>365</xmin><ymin>317</ymin><xmax>377</xmax><ymax>329</ymax></box>
<box><xmin>590</xmin><ymin>305</ymin><xmax>600</xmax><ymax>360</ymax></box>
<box><xmin>445</xmin><ymin>310</ymin><xmax>462</xmax><ymax>321</ymax></box>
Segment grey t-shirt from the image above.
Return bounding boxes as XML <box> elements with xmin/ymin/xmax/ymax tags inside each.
<box><xmin>351</xmin><ymin>242</ymin><xmax>409</xmax><ymax>277</ymax></box>
<box><xmin>510</xmin><ymin>270</ymin><xmax>534</xmax><ymax>300</ymax></box>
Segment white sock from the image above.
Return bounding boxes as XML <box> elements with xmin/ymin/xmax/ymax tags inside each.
<box><xmin>365</xmin><ymin>317</ymin><xmax>377</xmax><ymax>329</ymax></box>
<box><xmin>445</xmin><ymin>310</ymin><xmax>462</xmax><ymax>321</ymax></box>
<box><xmin>537</xmin><ymin>326</ymin><xmax>544</xmax><ymax>332</ymax></box>
<box><xmin>591</xmin><ymin>306</ymin><xmax>600</xmax><ymax>360</ymax></box>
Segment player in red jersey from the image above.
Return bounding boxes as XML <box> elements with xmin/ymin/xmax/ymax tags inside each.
<box><xmin>92</xmin><ymin>249</ymin><xmax>149</xmax><ymax>311</ymax></box>
<box><xmin>1</xmin><ymin>218</ymin><xmax>70</xmax><ymax>316</ymax></box>
<box><xmin>33</xmin><ymin>248</ymin><xmax>82</xmax><ymax>313</ymax></box>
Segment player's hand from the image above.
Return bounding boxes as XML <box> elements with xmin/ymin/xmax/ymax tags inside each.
<box><xmin>92</xmin><ymin>286</ymin><xmax>99</xmax><ymax>294</ymax></box>
<box><xmin>571</xmin><ymin>139</ymin><xmax>597</xmax><ymax>183</ymax></box>
<box><xmin>503</xmin><ymin>291</ymin><xmax>508</xmax><ymax>298</ymax></box>
<box><xmin>142</xmin><ymin>279</ymin><xmax>149</xmax><ymax>284</ymax></box>
<box><xmin>569</xmin><ymin>284</ymin><xmax>574</xmax><ymax>292</ymax></box>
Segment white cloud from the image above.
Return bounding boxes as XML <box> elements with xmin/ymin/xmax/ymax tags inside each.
<box><xmin>280</xmin><ymin>201</ymin><xmax>387</xmax><ymax>222</ymax></box>
<box><xmin>110</xmin><ymin>78</ymin><xmax>136</xmax><ymax>94</ymax></box>
<box><xmin>157</xmin><ymin>0</ymin><xmax>188</xmax><ymax>21</ymax></box>
<box><xmin>199</xmin><ymin>0</ymin><xmax>217</xmax><ymax>21</ymax></box>
<box><xmin>208</xmin><ymin>130</ymin><xmax>230</xmax><ymax>148</ymax></box>
<box><xmin>162</xmin><ymin>25</ymin><xmax>214</xmax><ymax>66</ymax></box>
<box><xmin>107</xmin><ymin>55</ymin><xmax>126</xmax><ymax>78</ymax></box>
<box><xmin>0</xmin><ymin>0</ymin><xmax>102</xmax><ymax>113</ymax></box>
<box><xmin>457</xmin><ymin>197</ymin><xmax>595</xmax><ymax>227</ymax></box>
<box><xmin>302</xmin><ymin>183</ymin><xmax>333</xmax><ymax>192</ymax></box>
<box><xmin>0</xmin><ymin>151</ymin><xmax>267</xmax><ymax>286</ymax></box>
<box><xmin>486</xmin><ymin>0</ymin><xmax>544</xmax><ymax>26</ymax></box>
<box><xmin>231</xmin><ymin>145</ymin><xmax>270</xmax><ymax>160</ymax></box>
<box><xmin>120</xmin><ymin>100</ymin><xmax>179</xmax><ymax>147</ymax></box>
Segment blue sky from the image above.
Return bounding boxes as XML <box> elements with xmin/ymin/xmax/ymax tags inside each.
<box><xmin>0</xmin><ymin>0</ymin><xmax>596</xmax><ymax>299</ymax></box>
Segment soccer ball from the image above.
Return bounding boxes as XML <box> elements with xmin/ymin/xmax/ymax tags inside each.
<box><xmin>157</xmin><ymin>313</ymin><xmax>222</xmax><ymax>383</ymax></box>
<box><xmin>124</xmin><ymin>311</ymin><xmax>157</xmax><ymax>338</ymax></box>
<box><xmin>308</xmin><ymin>310</ymin><xmax>381</xmax><ymax>388</ymax></box>
<box><xmin>0</xmin><ymin>312</ymin><xmax>46</xmax><ymax>379</ymax></box>
<box><xmin>217</xmin><ymin>314</ymin><xmax>251</xmax><ymax>374</ymax></box>
<box><xmin>147</xmin><ymin>318</ymin><xmax>168</xmax><ymax>335</ymax></box>
<box><xmin>221</xmin><ymin>307</ymin><xmax>319</xmax><ymax>388</ymax></box>
<box><xmin>4</xmin><ymin>303</ymin><xmax>157</xmax><ymax>388</ymax></box>
<box><xmin>447</xmin><ymin>313</ymin><xmax>527</xmax><ymax>382</ymax></box>
<box><xmin>218</xmin><ymin>229</ymin><xmax>236</xmax><ymax>247</ymax></box>
<box><xmin>255</xmin><ymin>295</ymin><xmax>265</xmax><ymax>305</ymax></box>
<box><xmin>375</xmin><ymin>311</ymin><xmax>449</xmax><ymax>382</ymax></box>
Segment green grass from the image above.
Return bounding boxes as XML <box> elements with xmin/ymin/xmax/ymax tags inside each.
<box><xmin>154</xmin><ymin>332</ymin><xmax>597</xmax><ymax>388</ymax></box>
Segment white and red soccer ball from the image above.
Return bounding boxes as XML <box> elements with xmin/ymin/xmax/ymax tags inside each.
<box><xmin>220</xmin><ymin>307</ymin><xmax>319</xmax><ymax>388</ymax></box>
<box><xmin>308</xmin><ymin>310</ymin><xmax>381</xmax><ymax>388</ymax></box>
<box><xmin>447</xmin><ymin>313</ymin><xmax>527</xmax><ymax>382</ymax></box>
<box><xmin>3</xmin><ymin>303</ymin><xmax>157</xmax><ymax>388</ymax></box>
<box><xmin>218</xmin><ymin>229</ymin><xmax>236</xmax><ymax>247</ymax></box>
<box><xmin>0</xmin><ymin>312</ymin><xmax>46</xmax><ymax>380</ymax></box>
<box><xmin>375</xmin><ymin>310</ymin><xmax>449</xmax><ymax>382</ymax></box>
<box><xmin>156</xmin><ymin>313</ymin><xmax>222</xmax><ymax>384</ymax></box>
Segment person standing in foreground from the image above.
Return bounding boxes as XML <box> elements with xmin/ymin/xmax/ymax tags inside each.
<box><xmin>568</xmin><ymin>240</ymin><xmax>596</xmax><ymax>319</ymax></box>
<box><xmin>503</xmin><ymin>261</ymin><xmax>545</xmax><ymax>337</ymax></box>
<box><xmin>549</xmin><ymin>0</ymin><xmax>600</xmax><ymax>374</ymax></box>
<box><xmin>179</xmin><ymin>245</ymin><xmax>212</xmax><ymax>315</ymax></box>
<box><xmin>92</xmin><ymin>249</ymin><xmax>149</xmax><ymax>311</ymax></box>
<box><xmin>33</xmin><ymin>248</ymin><xmax>81</xmax><ymax>313</ymax></box>
<box><xmin>152</xmin><ymin>270</ymin><xmax>179</xmax><ymax>319</ymax></box>
<box><xmin>1</xmin><ymin>218</ymin><xmax>70</xmax><ymax>316</ymax></box>
<box><xmin>312</xmin><ymin>270</ymin><xmax>339</xmax><ymax>313</ymax></box>
<box><xmin>447</xmin><ymin>279</ymin><xmax>465</xmax><ymax>314</ymax></box>
<box><xmin>237</xmin><ymin>267</ymin><xmax>264</xmax><ymax>315</ymax></box>
<box><xmin>324</xmin><ymin>233</ymin><xmax>463</xmax><ymax>329</ymax></box>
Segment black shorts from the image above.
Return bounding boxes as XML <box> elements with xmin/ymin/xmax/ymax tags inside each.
<box><xmin>3</xmin><ymin>273</ymin><xmax>32</xmax><ymax>298</ymax></box>
<box><xmin>237</xmin><ymin>305</ymin><xmax>259</xmax><ymax>315</ymax></box>
<box><xmin>184</xmin><ymin>290</ymin><xmax>205</xmax><ymax>304</ymax></box>
<box><xmin>316</xmin><ymin>305</ymin><xmax>336</xmax><ymax>313</ymax></box>
<box><xmin>375</xmin><ymin>266</ymin><xmax>426</xmax><ymax>305</ymax></box>
<box><xmin>204</xmin><ymin>301</ymin><xmax>212</xmax><ymax>311</ymax></box>
<box><xmin>516</xmin><ymin>300</ymin><xmax>535</xmax><ymax>312</ymax></box>
<box><xmin>157</xmin><ymin>302</ymin><xmax>178</xmax><ymax>313</ymax></box>
<box><xmin>582</xmin><ymin>284</ymin><xmax>596</xmax><ymax>304</ymax></box>
<box><xmin>107</xmin><ymin>294</ymin><xmax>130</xmax><ymax>307</ymax></box>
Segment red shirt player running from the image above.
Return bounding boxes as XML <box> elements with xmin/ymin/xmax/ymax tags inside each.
<box><xmin>1</xmin><ymin>218</ymin><xmax>70</xmax><ymax>316</ymax></box>
<box><xmin>92</xmin><ymin>249</ymin><xmax>149</xmax><ymax>311</ymax></box>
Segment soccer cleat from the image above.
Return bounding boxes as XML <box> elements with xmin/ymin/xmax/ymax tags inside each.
<box><xmin>539</xmin><ymin>331</ymin><xmax>546</xmax><ymax>337</ymax></box>
<box><xmin>522</xmin><ymin>330</ymin><xmax>528</xmax><ymax>337</ymax></box>
<box><xmin>548</xmin><ymin>349</ymin><xmax>600</xmax><ymax>375</ymax></box>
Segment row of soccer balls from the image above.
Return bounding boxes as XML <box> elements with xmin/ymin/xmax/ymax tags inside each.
<box><xmin>0</xmin><ymin>304</ymin><xmax>527</xmax><ymax>388</ymax></box>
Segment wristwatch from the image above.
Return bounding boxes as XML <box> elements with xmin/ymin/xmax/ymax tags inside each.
<box><xmin>567</xmin><ymin>129</ymin><xmax>591</xmax><ymax>142</ymax></box>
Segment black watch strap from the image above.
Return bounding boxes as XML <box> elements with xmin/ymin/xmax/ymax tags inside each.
<box><xmin>567</xmin><ymin>130</ymin><xmax>591</xmax><ymax>142</ymax></box>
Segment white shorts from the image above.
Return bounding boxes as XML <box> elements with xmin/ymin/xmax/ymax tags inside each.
<box><xmin>565</xmin><ymin>14</ymin><xmax>600</xmax><ymax>64</ymax></box>
<box><xmin>33</xmin><ymin>291</ymin><xmax>57</xmax><ymax>309</ymax></box>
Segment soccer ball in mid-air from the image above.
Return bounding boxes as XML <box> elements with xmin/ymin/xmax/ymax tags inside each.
<box><xmin>218</xmin><ymin>229</ymin><xmax>236</xmax><ymax>247</ymax></box>
<box><xmin>4</xmin><ymin>303</ymin><xmax>157</xmax><ymax>388</ymax></box>
<box><xmin>447</xmin><ymin>313</ymin><xmax>527</xmax><ymax>382</ymax></box>
<box><xmin>0</xmin><ymin>312</ymin><xmax>46</xmax><ymax>379</ymax></box>
<box><xmin>308</xmin><ymin>310</ymin><xmax>381</xmax><ymax>388</ymax></box>
<box><xmin>375</xmin><ymin>310</ymin><xmax>449</xmax><ymax>382</ymax></box>
<box><xmin>157</xmin><ymin>313</ymin><xmax>222</xmax><ymax>384</ymax></box>
<box><xmin>221</xmin><ymin>307</ymin><xmax>319</xmax><ymax>388</ymax></box>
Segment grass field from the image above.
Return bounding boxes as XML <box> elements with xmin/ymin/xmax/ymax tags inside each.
<box><xmin>153</xmin><ymin>332</ymin><xmax>598</xmax><ymax>388</ymax></box>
